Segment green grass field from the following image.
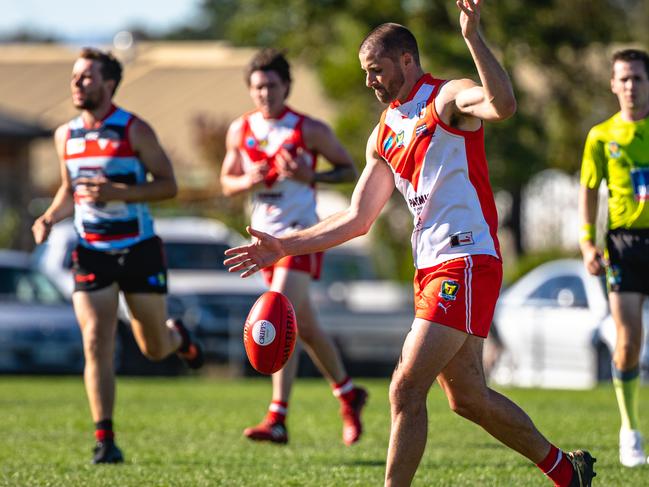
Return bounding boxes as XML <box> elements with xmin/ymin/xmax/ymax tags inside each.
<box><xmin>0</xmin><ymin>376</ymin><xmax>646</xmax><ymax>486</ymax></box>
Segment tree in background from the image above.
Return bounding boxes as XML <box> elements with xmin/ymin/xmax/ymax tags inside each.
<box><xmin>172</xmin><ymin>0</ymin><xmax>645</xmax><ymax>280</ymax></box>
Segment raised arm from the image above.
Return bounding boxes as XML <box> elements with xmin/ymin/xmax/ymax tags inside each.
<box><xmin>32</xmin><ymin>125</ymin><xmax>75</xmax><ymax>244</ymax></box>
<box><xmin>438</xmin><ymin>0</ymin><xmax>516</xmax><ymax>126</ymax></box>
<box><xmin>225</xmin><ymin>125</ymin><xmax>394</xmax><ymax>277</ymax></box>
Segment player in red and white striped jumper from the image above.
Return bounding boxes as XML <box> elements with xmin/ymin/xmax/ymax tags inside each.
<box><xmin>220</xmin><ymin>48</ymin><xmax>367</xmax><ymax>446</ymax></box>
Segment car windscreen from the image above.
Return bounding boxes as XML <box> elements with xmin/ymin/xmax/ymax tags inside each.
<box><xmin>164</xmin><ymin>242</ymin><xmax>229</xmax><ymax>271</ymax></box>
<box><xmin>0</xmin><ymin>266</ymin><xmax>65</xmax><ymax>305</ymax></box>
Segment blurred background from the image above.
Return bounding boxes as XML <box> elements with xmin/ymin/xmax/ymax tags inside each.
<box><xmin>1</xmin><ymin>0</ymin><xmax>648</xmax><ymax>386</ymax></box>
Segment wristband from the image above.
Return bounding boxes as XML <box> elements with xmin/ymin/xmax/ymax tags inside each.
<box><xmin>579</xmin><ymin>223</ymin><xmax>595</xmax><ymax>243</ymax></box>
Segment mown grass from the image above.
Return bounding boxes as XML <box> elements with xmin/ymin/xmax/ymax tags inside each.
<box><xmin>0</xmin><ymin>376</ymin><xmax>646</xmax><ymax>486</ymax></box>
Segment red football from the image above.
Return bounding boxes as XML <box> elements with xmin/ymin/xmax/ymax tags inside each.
<box><xmin>244</xmin><ymin>291</ymin><xmax>297</xmax><ymax>375</ymax></box>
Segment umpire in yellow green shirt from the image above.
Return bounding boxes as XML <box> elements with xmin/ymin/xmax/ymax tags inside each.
<box><xmin>579</xmin><ymin>48</ymin><xmax>649</xmax><ymax>468</ymax></box>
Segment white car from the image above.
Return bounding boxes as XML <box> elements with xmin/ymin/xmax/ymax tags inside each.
<box><xmin>33</xmin><ymin>217</ymin><xmax>266</xmax><ymax>370</ymax></box>
<box><xmin>490</xmin><ymin>259</ymin><xmax>649</xmax><ymax>390</ymax></box>
<box><xmin>0</xmin><ymin>250</ymin><xmax>83</xmax><ymax>373</ymax></box>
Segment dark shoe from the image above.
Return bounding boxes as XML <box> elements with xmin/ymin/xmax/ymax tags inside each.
<box><xmin>92</xmin><ymin>440</ymin><xmax>124</xmax><ymax>464</ymax></box>
<box><xmin>243</xmin><ymin>421</ymin><xmax>288</xmax><ymax>444</ymax></box>
<box><xmin>168</xmin><ymin>318</ymin><xmax>205</xmax><ymax>369</ymax></box>
<box><xmin>568</xmin><ymin>450</ymin><xmax>597</xmax><ymax>487</ymax></box>
<box><xmin>340</xmin><ymin>387</ymin><xmax>368</xmax><ymax>446</ymax></box>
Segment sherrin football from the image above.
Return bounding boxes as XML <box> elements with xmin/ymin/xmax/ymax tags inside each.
<box><xmin>244</xmin><ymin>291</ymin><xmax>297</xmax><ymax>375</ymax></box>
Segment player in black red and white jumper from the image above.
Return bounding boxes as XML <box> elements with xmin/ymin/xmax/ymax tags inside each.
<box><xmin>32</xmin><ymin>48</ymin><xmax>203</xmax><ymax>464</ymax></box>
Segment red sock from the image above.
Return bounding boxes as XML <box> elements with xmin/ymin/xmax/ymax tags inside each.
<box><xmin>332</xmin><ymin>377</ymin><xmax>355</xmax><ymax>404</ymax></box>
<box><xmin>266</xmin><ymin>400</ymin><xmax>288</xmax><ymax>424</ymax></box>
<box><xmin>536</xmin><ymin>444</ymin><xmax>574</xmax><ymax>487</ymax></box>
<box><xmin>95</xmin><ymin>419</ymin><xmax>114</xmax><ymax>442</ymax></box>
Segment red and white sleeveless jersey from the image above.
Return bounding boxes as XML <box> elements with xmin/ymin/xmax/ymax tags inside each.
<box><xmin>238</xmin><ymin>107</ymin><xmax>318</xmax><ymax>237</ymax></box>
<box><xmin>376</xmin><ymin>74</ymin><xmax>501</xmax><ymax>269</ymax></box>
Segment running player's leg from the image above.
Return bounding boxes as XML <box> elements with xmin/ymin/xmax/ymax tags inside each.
<box><xmin>437</xmin><ymin>335</ymin><xmax>594</xmax><ymax>486</ymax></box>
<box><xmin>123</xmin><ymin>293</ymin><xmax>180</xmax><ymax>360</ymax></box>
<box><xmin>273</xmin><ymin>268</ymin><xmax>346</xmax><ymax>383</ymax></box>
<box><xmin>73</xmin><ymin>285</ymin><xmax>124</xmax><ymax>463</ymax></box>
<box><xmin>73</xmin><ymin>285</ymin><xmax>120</xmax><ymax>425</ymax></box>
<box><xmin>385</xmin><ymin>319</ymin><xmax>468</xmax><ymax>486</ymax></box>
<box><xmin>120</xmin><ymin>236</ymin><xmax>203</xmax><ymax>368</ymax></box>
<box><xmin>246</xmin><ymin>268</ymin><xmax>339</xmax><ymax>440</ymax></box>
<box><xmin>609</xmin><ymin>291</ymin><xmax>646</xmax><ymax>466</ymax></box>
<box><xmin>273</xmin><ymin>267</ymin><xmax>367</xmax><ymax>445</ymax></box>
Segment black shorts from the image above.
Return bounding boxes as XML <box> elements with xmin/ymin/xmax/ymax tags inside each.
<box><xmin>72</xmin><ymin>236</ymin><xmax>168</xmax><ymax>294</ymax></box>
<box><xmin>605</xmin><ymin>228</ymin><xmax>649</xmax><ymax>295</ymax></box>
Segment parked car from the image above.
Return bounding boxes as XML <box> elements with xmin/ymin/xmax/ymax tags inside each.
<box><xmin>300</xmin><ymin>241</ymin><xmax>414</xmax><ymax>376</ymax></box>
<box><xmin>33</xmin><ymin>217</ymin><xmax>266</xmax><ymax>372</ymax></box>
<box><xmin>0</xmin><ymin>250</ymin><xmax>84</xmax><ymax>373</ymax></box>
<box><xmin>490</xmin><ymin>259</ymin><xmax>649</xmax><ymax>389</ymax></box>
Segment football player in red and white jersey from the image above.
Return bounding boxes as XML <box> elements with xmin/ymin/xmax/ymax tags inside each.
<box><xmin>220</xmin><ymin>48</ymin><xmax>368</xmax><ymax>446</ymax></box>
<box><xmin>226</xmin><ymin>2</ymin><xmax>595</xmax><ymax>486</ymax></box>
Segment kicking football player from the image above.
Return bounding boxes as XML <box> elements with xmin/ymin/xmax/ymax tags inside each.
<box><xmin>220</xmin><ymin>48</ymin><xmax>368</xmax><ymax>446</ymax></box>
<box><xmin>32</xmin><ymin>47</ymin><xmax>204</xmax><ymax>464</ymax></box>
<box><xmin>225</xmin><ymin>1</ymin><xmax>596</xmax><ymax>485</ymax></box>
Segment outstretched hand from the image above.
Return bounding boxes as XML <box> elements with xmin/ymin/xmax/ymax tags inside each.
<box><xmin>223</xmin><ymin>226</ymin><xmax>285</xmax><ymax>278</ymax></box>
<box><xmin>457</xmin><ymin>0</ymin><xmax>481</xmax><ymax>39</ymax></box>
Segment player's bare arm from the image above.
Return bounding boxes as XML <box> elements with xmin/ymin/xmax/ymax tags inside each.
<box><xmin>225</xmin><ymin>126</ymin><xmax>393</xmax><ymax>277</ymax></box>
<box><xmin>437</xmin><ymin>0</ymin><xmax>516</xmax><ymax>128</ymax></box>
<box><xmin>74</xmin><ymin>119</ymin><xmax>178</xmax><ymax>203</ymax></box>
<box><xmin>32</xmin><ymin>124</ymin><xmax>75</xmax><ymax>244</ymax></box>
<box><xmin>220</xmin><ymin>118</ymin><xmax>269</xmax><ymax>196</ymax></box>
<box><xmin>274</xmin><ymin>118</ymin><xmax>356</xmax><ymax>185</ymax></box>
<box><xmin>578</xmin><ymin>184</ymin><xmax>604</xmax><ymax>276</ymax></box>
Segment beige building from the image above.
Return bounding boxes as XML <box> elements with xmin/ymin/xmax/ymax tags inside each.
<box><xmin>0</xmin><ymin>41</ymin><xmax>335</xmax><ymax>197</ymax></box>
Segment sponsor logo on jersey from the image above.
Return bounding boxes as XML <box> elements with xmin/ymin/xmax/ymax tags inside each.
<box><xmin>408</xmin><ymin>193</ymin><xmax>429</xmax><ymax>210</ymax></box>
<box><xmin>439</xmin><ymin>280</ymin><xmax>460</xmax><ymax>301</ymax></box>
<box><xmin>383</xmin><ymin>136</ymin><xmax>394</xmax><ymax>152</ymax></box>
<box><xmin>450</xmin><ymin>231</ymin><xmax>474</xmax><ymax>247</ymax></box>
<box><xmin>395</xmin><ymin>131</ymin><xmax>405</xmax><ymax>148</ymax></box>
<box><xmin>608</xmin><ymin>141</ymin><xmax>621</xmax><ymax>159</ymax></box>
<box><xmin>66</xmin><ymin>138</ymin><xmax>86</xmax><ymax>155</ymax></box>
<box><xmin>415</xmin><ymin>123</ymin><xmax>428</xmax><ymax>137</ymax></box>
<box><xmin>246</xmin><ymin>136</ymin><xmax>256</xmax><ymax>148</ymax></box>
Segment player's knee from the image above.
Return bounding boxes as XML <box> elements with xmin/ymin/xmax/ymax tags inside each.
<box><xmin>82</xmin><ymin>328</ymin><xmax>111</xmax><ymax>360</ymax></box>
<box><xmin>139</xmin><ymin>342</ymin><xmax>167</xmax><ymax>361</ymax></box>
<box><xmin>447</xmin><ymin>393</ymin><xmax>485</xmax><ymax>423</ymax></box>
<box><xmin>389</xmin><ymin>373</ymin><xmax>427</xmax><ymax>414</ymax></box>
<box><xmin>615</xmin><ymin>341</ymin><xmax>642</xmax><ymax>364</ymax></box>
<box><xmin>295</xmin><ymin>324</ymin><xmax>317</xmax><ymax>344</ymax></box>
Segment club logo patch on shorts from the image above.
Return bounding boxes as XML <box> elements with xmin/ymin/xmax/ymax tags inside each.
<box><xmin>147</xmin><ymin>273</ymin><xmax>166</xmax><ymax>287</ymax></box>
<box><xmin>439</xmin><ymin>280</ymin><xmax>460</xmax><ymax>301</ymax></box>
<box><xmin>606</xmin><ymin>265</ymin><xmax>622</xmax><ymax>289</ymax></box>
